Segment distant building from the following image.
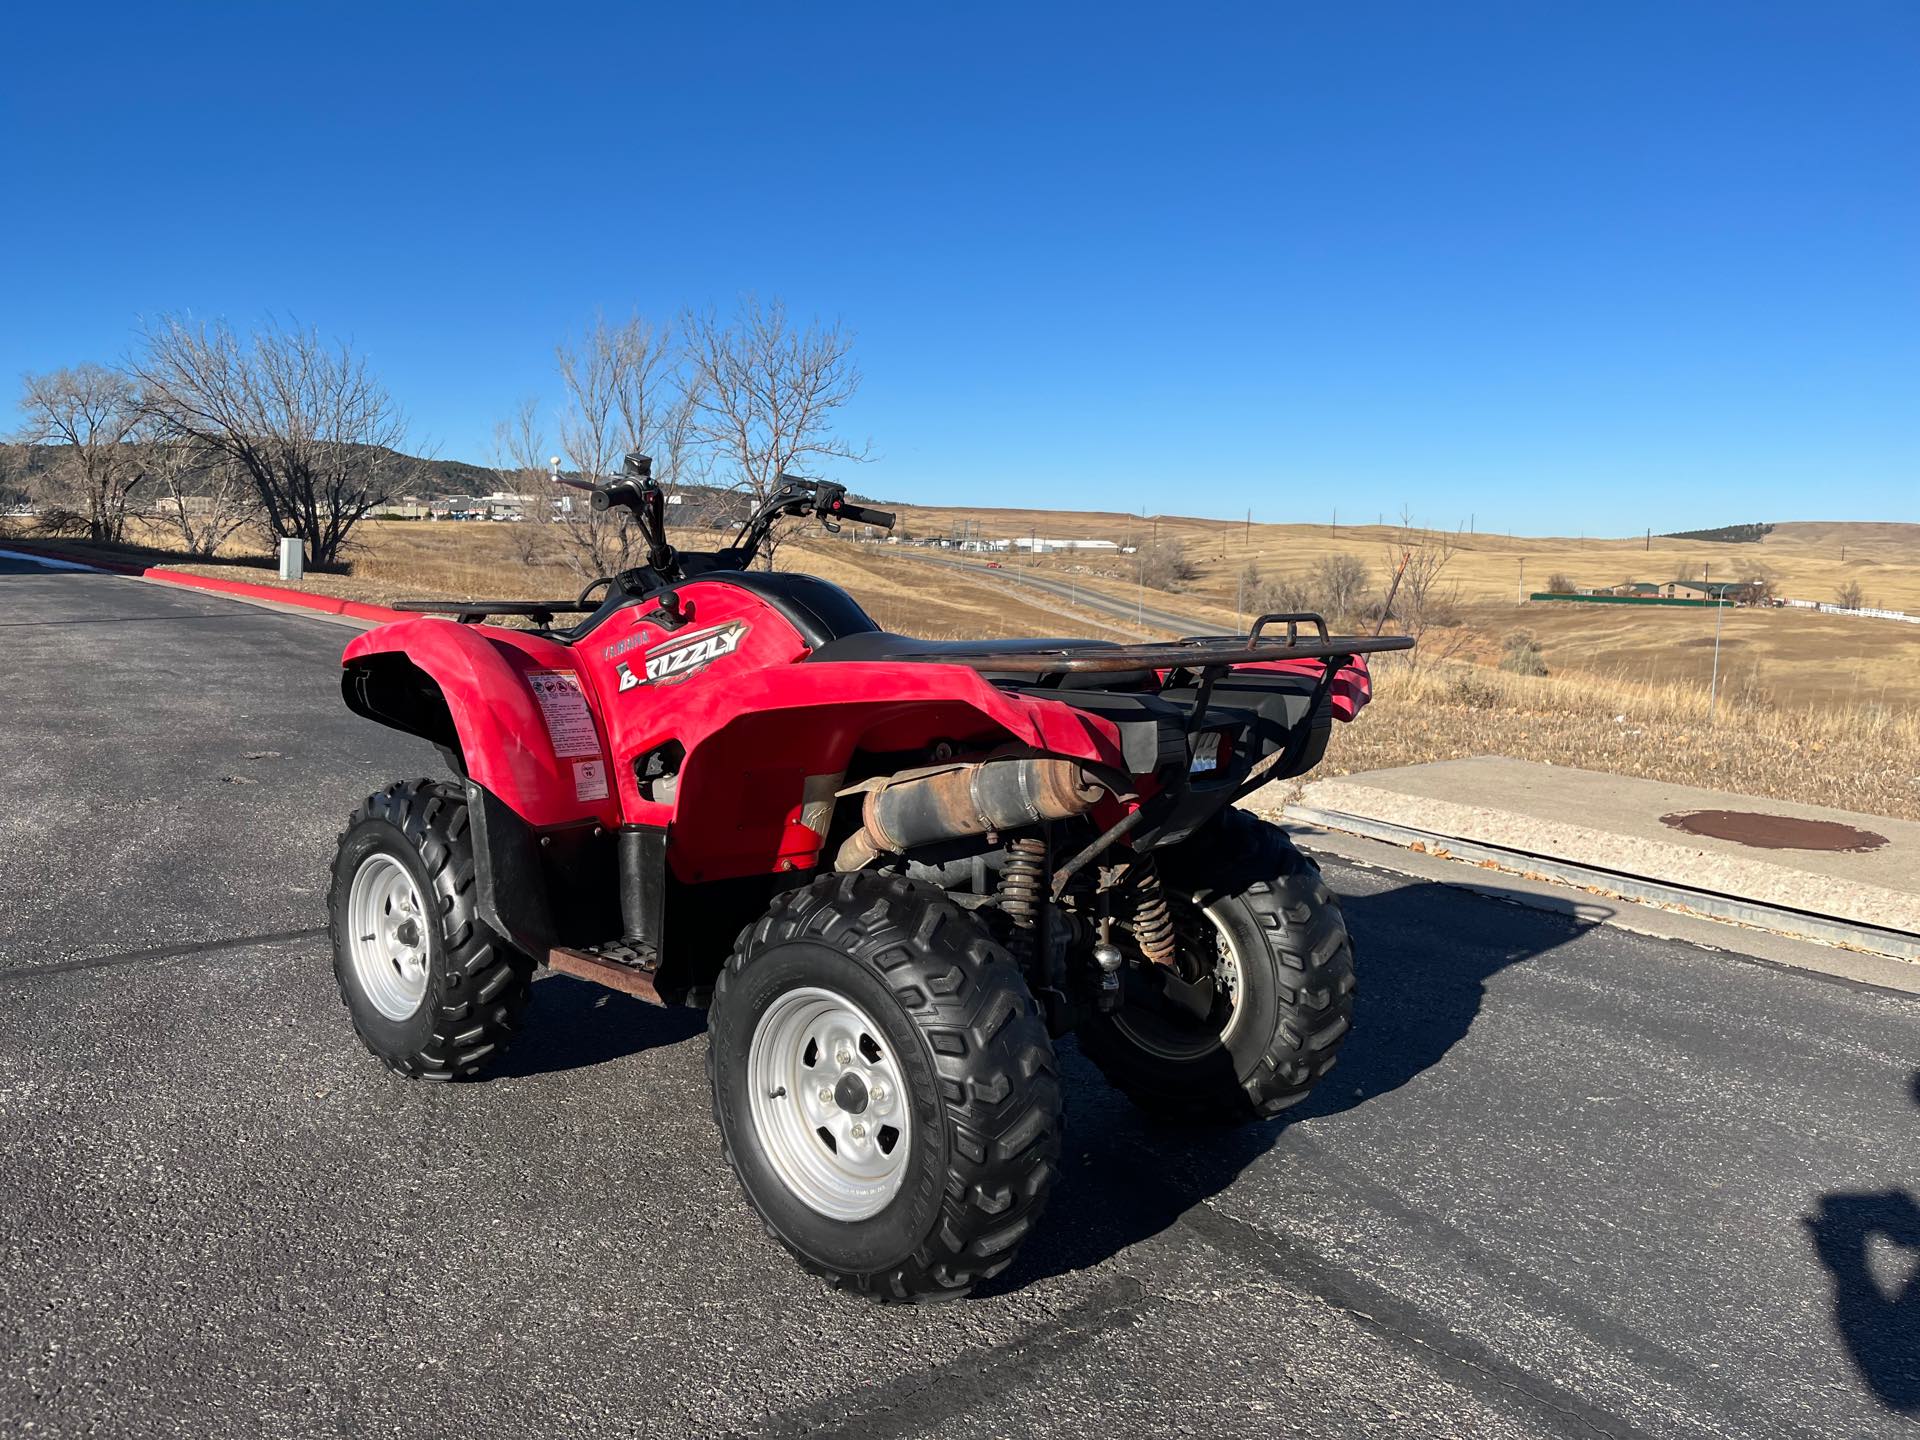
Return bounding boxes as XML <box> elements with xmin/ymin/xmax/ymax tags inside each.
<box><xmin>1013</xmin><ymin>537</ymin><xmax>1120</xmax><ymax>553</ymax></box>
<box><xmin>1664</xmin><ymin>578</ymin><xmax>1762</xmax><ymax>603</ymax></box>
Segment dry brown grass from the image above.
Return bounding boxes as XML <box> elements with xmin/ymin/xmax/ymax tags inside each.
<box><xmin>28</xmin><ymin>514</ymin><xmax>1914</xmax><ymax>821</ymax></box>
<box><xmin>1270</xmin><ymin>657</ymin><xmax>1920</xmax><ymax>822</ymax></box>
<box><xmin>140</xmin><ymin>519</ymin><xmax>1148</xmax><ymax>645</ymax></box>
<box><xmin>894</xmin><ymin>507</ymin><xmax>1920</xmax><ymax>712</ymax></box>
<box><xmin>895</xmin><ymin>506</ymin><xmax>1920</xmax><ymax>612</ymax></box>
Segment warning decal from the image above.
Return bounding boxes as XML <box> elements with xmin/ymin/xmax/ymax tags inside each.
<box><xmin>525</xmin><ymin>670</ymin><xmax>601</xmax><ymax>759</ymax></box>
<box><xmin>572</xmin><ymin>758</ymin><xmax>609</xmax><ymax>802</ymax></box>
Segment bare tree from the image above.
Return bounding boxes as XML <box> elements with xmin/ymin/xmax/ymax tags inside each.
<box><xmin>137</xmin><ymin>429</ymin><xmax>256</xmax><ymax>556</ymax></box>
<box><xmin>1137</xmin><ymin>534</ymin><xmax>1196</xmax><ymax>591</ymax></box>
<box><xmin>491</xmin><ymin>396</ymin><xmax>554</xmax><ymax>567</ymax></box>
<box><xmin>685</xmin><ymin>297</ymin><xmax>869</xmax><ymax>568</ymax></box>
<box><xmin>551</xmin><ymin>314</ymin><xmax>689</xmax><ymax>579</ymax></box>
<box><xmin>1835</xmin><ymin>579</ymin><xmax>1866</xmax><ymax>611</ymax></box>
<box><xmin>131</xmin><ymin>316</ymin><xmax>414</xmax><ymax>567</ymax></box>
<box><xmin>16</xmin><ymin>365</ymin><xmax>146</xmax><ymax>542</ymax></box>
<box><xmin>1544</xmin><ymin>571</ymin><xmax>1576</xmax><ymax>594</ymax></box>
<box><xmin>1251</xmin><ymin>571</ymin><xmax>1315</xmax><ymax>616</ymax></box>
<box><xmin>0</xmin><ymin>445</ymin><xmax>26</xmax><ymax>522</ymax></box>
<box><xmin>1311</xmin><ymin>552</ymin><xmax>1370</xmax><ymax>622</ymax></box>
<box><xmin>1378</xmin><ymin>526</ymin><xmax>1462</xmax><ymax>656</ymax></box>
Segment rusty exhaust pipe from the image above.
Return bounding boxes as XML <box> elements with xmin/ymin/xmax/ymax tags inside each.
<box><xmin>834</xmin><ymin>758</ymin><xmax>1104</xmax><ymax>871</ymax></box>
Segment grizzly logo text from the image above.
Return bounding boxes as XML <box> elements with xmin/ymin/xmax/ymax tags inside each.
<box><xmin>628</xmin><ymin>621</ymin><xmax>748</xmax><ymax>687</ymax></box>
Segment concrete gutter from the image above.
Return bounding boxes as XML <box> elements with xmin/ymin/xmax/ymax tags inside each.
<box><xmin>1283</xmin><ymin>757</ymin><xmax>1920</xmax><ymax>971</ymax></box>
<box><xmin>1280</xmin><ymin>820</ymin><xmax>1920</xmax><ymax>996</ymax></box>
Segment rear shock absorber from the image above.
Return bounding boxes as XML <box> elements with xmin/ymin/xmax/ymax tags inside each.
<box><xmin>1125</xmin><ymin>857</ymin><xmax>1178</xmax><ymax>967</ymax></box>
<box><xmin>1001</xmin><ymin>834</ymin><xmax>1073</xmax><ymax>1031</ymax></box>
<box><xmin>997</xmin><ymin>836</ymin><xmax>1047</xmax><ymax>955</ymax></box>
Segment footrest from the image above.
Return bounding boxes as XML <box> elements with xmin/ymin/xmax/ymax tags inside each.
<box><xmin>546</xmin><ymin>944</ymin><xmax>664</xmax><ymax>1004</ymax></box>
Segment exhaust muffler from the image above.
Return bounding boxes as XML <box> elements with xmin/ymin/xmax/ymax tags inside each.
<box><xmin>834</xmin><ymin>758</ymin><xmax>1104</xmax><ymax>871</ymax></box>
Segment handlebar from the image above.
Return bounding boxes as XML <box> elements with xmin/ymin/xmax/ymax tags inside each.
<box><xmin>556</xmin><ymin>457</ymin><xmax>891</xmax><ymax>584</ymax></box>
<box><xmin>821</xmin><ymin>493</ymin><xmax>895</xmax><ymax>530</ymax></box>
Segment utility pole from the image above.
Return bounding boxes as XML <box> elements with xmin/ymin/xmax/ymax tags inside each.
<box><xmin>1706</xmin><ymin>561</ymin><xmax>1724</xmax><ymax>723</ymax></box>
<box><xmin>1138</xmin><ymin>506</ymin><xmax>1146</xmax><ymax>625</ymax></box>
<box><xmin>1517</xmin><ymin>558</ymin><xmax>1525</xmax><ymax>605</ymax></box>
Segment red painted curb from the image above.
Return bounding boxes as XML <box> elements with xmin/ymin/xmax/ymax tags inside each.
<box><xmin>3</xmin><ymin>538</ymin><xmax>405</xmax><ymax>623</ymax></box>
<box><xmin>145</xmin><ymin>567</ymin><xmax>407</xmax><ymax>623</ymax></box>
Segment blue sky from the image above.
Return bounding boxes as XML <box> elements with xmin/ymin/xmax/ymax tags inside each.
<box><xmin>3</xmin><ymin>2</ymin><xmax>1914</xmax><ymax>534</ymax></box>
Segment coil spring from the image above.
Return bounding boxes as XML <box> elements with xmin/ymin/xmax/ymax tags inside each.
<box><xmin>997</xmin><ymin>836</ymin><xmax>1047</xmax><ymax>933</ymax></box>
<box><xmin>1127</xmin><ymin>858</ymin><xmax>1178</xmax><ymax>966</ymax></box>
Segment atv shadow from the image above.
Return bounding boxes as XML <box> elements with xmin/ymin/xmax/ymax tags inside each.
<box><xmin>979</xmin><ymin>876</ymin><xmax>1597</xmax><ymax>1294</ymax></box>
<box><xmin>493</xmin><ymin>973</ymin><xmax>706</xmax><ymax>1078</ymax></box>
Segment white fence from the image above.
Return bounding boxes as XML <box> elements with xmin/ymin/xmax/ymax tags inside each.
<box><xmin>1781</xmin><ymin>598</ymin><xmax>1920</xmax><ymax>625</ymax></box>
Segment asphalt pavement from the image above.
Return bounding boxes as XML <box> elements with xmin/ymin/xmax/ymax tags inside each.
<box><xmin>2</xmin><ymin>556</ymin><xmax>1916</xmax><ymax>1439</ymax></box>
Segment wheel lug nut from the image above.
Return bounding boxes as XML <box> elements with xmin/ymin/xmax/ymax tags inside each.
<box><xmin>850</xmin><ymin>1122</ymin><xmax>867</xmax><ymax>1140</ymax></box>
<box><xmin>870</xmin><ymin>1085</ymin><xmax>887</xmax><ymax>1104</ymax></box>
<box><xmin>818</xmin><ymin>1087</ymin><xmax>834</xmax><ymax>1104</ymax></box>
<box><xmin>835</xmin><ymin>1048</ymin><xmax>852</xmax><ymax>1066</ymax></box>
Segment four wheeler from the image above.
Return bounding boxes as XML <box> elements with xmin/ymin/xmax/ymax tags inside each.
<box><xmin>328</xmin><ymin>453</ymin><xmax>1410</xmax><ymax>1300</ymax></box>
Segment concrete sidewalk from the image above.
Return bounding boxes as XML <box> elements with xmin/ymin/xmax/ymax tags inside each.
<box><xmin>1287</xmin><ymin>757</ymin><xmax>1920</xmax><ymax>966</ymax></box>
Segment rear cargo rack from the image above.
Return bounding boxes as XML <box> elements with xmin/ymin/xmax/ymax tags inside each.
<box><xmin>881</xmin><ymin>615</ymin><xmax>1415</xmax><ymax>675</ymax></box>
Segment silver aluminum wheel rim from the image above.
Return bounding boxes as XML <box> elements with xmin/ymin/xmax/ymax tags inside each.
<box><xmin>1207</xmin><ymin>902</ymin><xmax>1247</xmax><ymax>1045</ymax></box>
<box><xmin>1113</xmin><ymin>900</ymin><xmax>1246</xmax><ymax>1059</ymax></box>
<box><xmin>346</xmin><ymin>852</ymin><xmax>432</xmax><ymax>1022</ymax></box>
<box><xmin>746</xmin><ymin>986</ymin><xmax>912</xmax><ymax>1222</ymax></box>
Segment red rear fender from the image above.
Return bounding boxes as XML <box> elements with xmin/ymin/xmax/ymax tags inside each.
<box><xmin>342</xmin><ymin>620</ymin><xmax>617</xmax><ymax>827</ymax></box>
<box><xmin>663</xmin><ymin>662</ymin><xmax>1130</xmax><ymax>881</ymax></box>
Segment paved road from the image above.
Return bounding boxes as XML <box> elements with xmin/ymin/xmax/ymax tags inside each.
<box><xmin>2</xmin><ymin>557</ymin><xmax>1916</xmax><ymax>1439</ymax></box>
<box><xmin>901</xmin><ymin>551</ymin><xmax>1220</xmax><ymax>636</ymax></box>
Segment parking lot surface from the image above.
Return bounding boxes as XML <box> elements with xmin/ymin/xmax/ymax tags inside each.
<box><xmin>2</xmin><ymin>560</ymin><xmax>1915</xmax><ymax>1438</ymax></box>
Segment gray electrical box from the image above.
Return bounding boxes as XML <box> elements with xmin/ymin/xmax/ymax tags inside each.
<box><xmin>278</xmin><ymin>537</ymin><xmax>304</xmax><ymax>581</ymax></box>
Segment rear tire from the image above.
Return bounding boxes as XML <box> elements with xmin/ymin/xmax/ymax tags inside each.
<box><xmin>328</xmin><ymin>779</ymin><xmax>533</xmax><ymax>1080</ymax></box>
<box><xmin>707</xmin><ymin>872</ymin><xmax>1061</xmax><ymax>1302</ymax></box>
<box><xmin>1079</xmin><ymin>809</ymin><xmax>1354</xmax><ymax>1120</ymax></box>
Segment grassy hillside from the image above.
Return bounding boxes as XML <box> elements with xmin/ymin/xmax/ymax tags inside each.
<box><xmin>894</xmin><ymin>503</ymin><xmax>1920</xmax><ymax>612</ymax></box>
<box><xmin>17</xmin><ymin>510</ymin><xmax>1916</xmax><ymax>819</ymax></box>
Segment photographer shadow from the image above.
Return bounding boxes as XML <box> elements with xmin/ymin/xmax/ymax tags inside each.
<box><xmin>1804</xmin><ymin>1071</ymin><xmax>1920</xmax><ymax>1414</ymax></box>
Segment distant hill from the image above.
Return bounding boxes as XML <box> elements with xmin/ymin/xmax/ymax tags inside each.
<box><xmin>0</xmin><ymin>441</ymin><xmax>500</xmax><ymax>500</ymax></box>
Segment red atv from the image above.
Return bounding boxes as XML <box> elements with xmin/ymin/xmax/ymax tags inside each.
<box><xmin>329</xmin><ymin>454</ymin><xmax>1409</xmax><ymax>1300</ymax></box>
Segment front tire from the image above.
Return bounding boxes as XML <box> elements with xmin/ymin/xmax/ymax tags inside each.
<box><xmin>328</xmin><ymin>779</ymin><xmax>533</xmax><ymax>1080</ymax></box>
<box><xmin>707</xmin><ymin>872</ymin><xmax>1061</xmax><ymax>1302</ymax></box>
<box><xmin>1080</xmin><ymin>809</ymin><xmax>1355</xmax><ymax>1120</ymax></box>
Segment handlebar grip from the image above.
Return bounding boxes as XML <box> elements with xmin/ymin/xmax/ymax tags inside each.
<box><xmin>845</xmin><ymin>503</ymin><xmax>895</xmax><ymax>529</ymax></box>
